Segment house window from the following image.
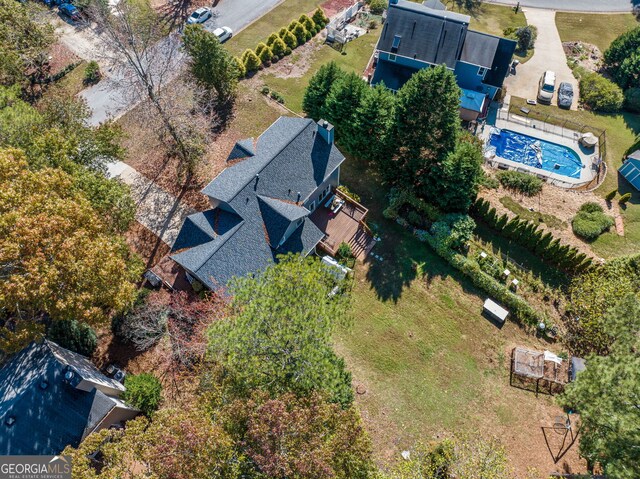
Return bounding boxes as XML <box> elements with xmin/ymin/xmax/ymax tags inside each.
<box><xmin>478</xmin><ymin>67</ymin><xmax>487</xmax><ymax>76</ymax></box>
<box><xmin>297</xmin><ymin>219</ymin><xmax>304</xmax><ymax>227</ymax></box>
<box><xmin>309</xmin><ymin>200</ymin><xmax>316</xmax><ymax>211</ymax></box>
<box><xmin>388</xmin><ymin>54</ymin><xmax>397</xmax><ymax>62</ymax></box>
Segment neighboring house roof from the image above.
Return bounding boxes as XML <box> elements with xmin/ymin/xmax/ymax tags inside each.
<box><xmin>374</xmin><ymin>0</ymin><xmax>516</xmax><ymax>92</ymax></box>
<box><xmin>378</xmin><ymin>0</ymin><xmax>469</xmax><ymax>69</ymax></box>
<box><xmin>171</xmin><ymin>117</ymin><xmax>342</xmax><ymax>289</ymax></box>
<box><xmin>460</xmin><ymin>88</ymin><xmax>487</xmax><ymax>113</ymax></box>
<box><xmin>619</xmin><ymin>157</ymin><xmax>640</xmax><ymax>190</ymax></box>
<box><xmin>483</xmin><ymin>36</ymin><xmax>517</xmax><ymax>88</ymax></box>
<box><xmin>0</xmin><ymin>341</ymin><xmax>135</xmax><ymax>456</ymax></box>
<box><xmin>460</xmin><ymin>31</ymin><xmax>499</xmax><ymax>68</ymax></box>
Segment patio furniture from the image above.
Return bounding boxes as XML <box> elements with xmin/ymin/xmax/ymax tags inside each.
<box><xmin>580</xmin><ymin>132</ymin><xmax>597</xmax><ymax>148</ymax></box>
<box><xmin>332</xmin><ymin>198</ymin><xmax>345</xmax><ymax>214</ymax></box>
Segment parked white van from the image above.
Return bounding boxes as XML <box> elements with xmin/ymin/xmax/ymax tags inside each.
<box><xmin>537</xmin><ymin>71</ymin><xmax>556</xmax><ymax>104</ymax></box>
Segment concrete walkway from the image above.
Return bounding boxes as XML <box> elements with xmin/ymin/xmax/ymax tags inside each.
<box><xmin>503</xmin><ymin>9</ymin><xmax>579</xmax><ymax>110</ymax></box>
<box><xmin>107</xmin><ymin>161</ymin><xmax>195</xmax><ymax>246</ymax></box>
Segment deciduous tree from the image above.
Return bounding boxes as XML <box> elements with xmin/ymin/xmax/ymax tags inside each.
<box><xmin>604</xmin><ymin>26</ymin><xmax>640</xmax><ymax>90</ymax></box>
<box><xmin>0</xmin><ymin>149</ymin><xmax>142</xmax><ymax>326</ymax></box>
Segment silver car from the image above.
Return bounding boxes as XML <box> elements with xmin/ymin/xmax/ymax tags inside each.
<box><xmin>186</xmin><ymin>7</ymin><xmax>212</xmax><ymax>24</ymax></box>
<box><xmin>557</xmin><ymin>82</ymin><xmax>574</xmax><ymax>109</ymax></box>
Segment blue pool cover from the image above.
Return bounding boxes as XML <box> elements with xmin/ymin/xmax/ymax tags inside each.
<box><xmin>489</xmin><ymin>129</ymin><xmax>582</xmax><ymax>179</ymax></box>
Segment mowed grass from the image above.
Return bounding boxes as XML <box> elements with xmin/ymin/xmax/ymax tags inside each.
<box><xmin>510</xmin><ymin>96</ymin><xmax>640</xmax><ymax>258</ymax></box>
<box><xmin>261</xmin><ymin>32</ymin><xmax>379</xmax><ymax>113</ymax></box>
<box><xmin>555</xmin><ymin>13</ymin><xmax>639</xmax><ymax>52</ymax></box>
<box><xmin>334</xmin><ymin>155</ymin><xmax>562</xmax><ymax>467</ymax></box>
<box><xmin>466</xmin><ymin>3</ymin><xmax>526</xmax><ymax>38</ymax></box>
<box><xmin>225</xmin><ymin>0</ymin><xmax>323</xmax><ymax>56</ymax></box>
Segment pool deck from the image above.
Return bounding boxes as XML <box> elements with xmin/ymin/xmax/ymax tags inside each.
<box><xmin>480</xmin><ymin>116</ymin><xmax>600</xmax><ymax>188</ymax></box>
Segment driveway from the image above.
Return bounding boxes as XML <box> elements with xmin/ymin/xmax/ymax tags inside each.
<box><xmin>503</xmin><ymin>9</ymin><xmax>578</xmax><ymax>110</ymax></box>
<box><xmin>485</xmin><ymin>0</ymin><xmax>636</xmax><ymax>12</ymax></box>
<box><xmin>58</xmin><ymin>0</ymin><xmax>282</xmax><ymax>125</ymax></box>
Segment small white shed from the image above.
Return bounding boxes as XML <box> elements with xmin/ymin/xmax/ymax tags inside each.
<box><xmin>483</xmin><ymin>298</ymin><xmax>509</xmax><ymax>324</ymax></box>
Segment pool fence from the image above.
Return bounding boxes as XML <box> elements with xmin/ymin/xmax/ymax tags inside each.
<box><xmin>494</xmin><ymin>105</ymin><xmax>607</xmax><ymax>190</ymax></box>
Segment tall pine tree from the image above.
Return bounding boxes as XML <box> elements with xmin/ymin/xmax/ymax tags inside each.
<box><xmin>323</xmin><ymin>71</ymin><xmax>367</xmax><ymax>141</ymax></box>
<box><xmin>392</xmin><ymin>65</ymin><xmax>461</xmax><ymax>192</ymax></box>
<box><xmin>302</xmin><ymin>61</ymin><xmax>344</xmax><ymax>120</ymax></box>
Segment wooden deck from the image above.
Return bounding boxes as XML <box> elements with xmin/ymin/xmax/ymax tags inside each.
<box><xmin>310</xmin><ymin>189</ymin><xmax>376</xmax><ymax>259</ymax></box>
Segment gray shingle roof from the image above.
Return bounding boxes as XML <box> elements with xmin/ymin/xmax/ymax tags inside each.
<box><xmin>460</xmin><ymin>30</ymin><xmax>500</xmax><ymax>68</ymax></box>
<box><xmin>483</xmin><ymin>36</ymin><xmax>517</xmax><ymax>88</ymax></box>
<box><xmin>172</xmin><ymin>117</ymin><xmax>345</xmax><ymax>289</ymax></box>
<box><xmin>0</xmin><ymin>341</ymin><xmax>122</xmax><ymax>455</ymax></box>
<box><xmin>377</xmin><ymin>0</ymin><xmax>469</xmax><ymax>68</ymax></box>
<box><xmin>227</xmin><ymin>138</ymin><xmax>256</xmax><ymax>161</ymax></box>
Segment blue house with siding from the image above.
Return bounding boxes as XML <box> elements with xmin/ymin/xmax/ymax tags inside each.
<box><xmin>371</xmin><ymin>0</ymin><xmax>516</xmax><ymax>121</ymax></box>
<box><xmin>619</xmin><ymin>150</ymin><xmax>640</xmax><ymax>190</ymax></box>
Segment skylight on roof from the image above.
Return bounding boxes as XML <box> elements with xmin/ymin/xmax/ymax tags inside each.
<box><xmin>391</xmin><ymin>35</ymin><xmax>401</xmax><ymax>52</ymax></box>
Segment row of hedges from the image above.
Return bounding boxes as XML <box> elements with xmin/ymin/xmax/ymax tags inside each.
<box><xmin>409</xmin><ymin>220</ymin><xmax>543</xmax><ymax>327</ymax></box>
<box><xmin>472</xmin><ymin>198</ymin><xmax>593</xmax><ymax>273</ymax></box>
<box><xmin>383</xmin><ymin>188</ymin><xmax>442</xmax><ymax>230</ymax></box>
<box><xmin>495</xmin><ymin>170</ymin><xmax>543</xmax><ymax>196</ymax></box>
<box><xmin>237</xmin><ymin>9</ymin><xmax>328</xmax><ymax>76</ymax></box>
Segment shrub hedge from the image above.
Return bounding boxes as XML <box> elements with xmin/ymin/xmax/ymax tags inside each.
<box><xmin>572</xmin><ymin>202</ymin><xmax>614</xmax><ymax>241</ymax></box>
<box><xmin>579</xmin><ymin>72</ymin><xmax>624</xmax><ymax>112</ymax></box>
<box><xmin>472</xmin><ymin>198</ymin><xmax>593</xmax><ymax>273</ymax></box>
<box><xmin>420</xmin><ymin>222</ymin><xmax>542</xmax><ymax>326</ymax></box>
<box><xmin>619</xmin><ymin>192</ymin><xmax>632</xmax><ymax>204</ymax></box>
<box><xmin>240</xmin><ymin>8</ymin><xmax>328</xmax><ymax>76</ymax></box>
<box><xmin>495</xmin><ymin>170</ymin><xmax>543</xmax><ymax>196</ymax></box>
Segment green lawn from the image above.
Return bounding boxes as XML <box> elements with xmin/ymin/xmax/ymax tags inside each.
<box><xmin>260</xmin><ymin>32</ymin><xmax>380</xmax><ymax>113</ymax></box>
<box><xmin>555</xmin><ymin>13</ymin><xmax>639</xmax><ymax>53</ymax></box>
<box><xmin>335</xmin><ymin>154</ymin><xmax>561</xmax><ymax>466</ymax></box>
<box><xmin>509</xmin><ymin>96</ymin><xmax>640</xmax><ymax>258</ymax></box>
<box><xmin>466</xmin><ymin>3</ymin><xmax>526</xmax><ymax>38</ymax></box>
<box><xmin>225</xmin><ymin>0</ymin><xmax>323</xmax><ymax>57</ymax></box>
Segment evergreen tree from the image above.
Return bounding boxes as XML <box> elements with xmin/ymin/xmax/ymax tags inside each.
<box><xmin>431</xmin><ymin>139</ymin><xmax>483</xmax><ymax>212</ymax></box>
<box><xmin>392</xmin><ymin>66</ymin><xmax>461</xmax><ymax>192</ymax></box>
<box><xmin>279</xmin><ymin>27</ymin><xmax>298</xmax><ymax>50</ymax></box>
<box><xmin>347</xmin><ymin>82</ymin><xmax>395</xmax><ymax>167</ymax></box>
<box><xmin>182</xmin><ymin>24</ymin><xmax>239</xmax><ymax>102</ymax></box>
<box><xmin>302</xmin><ymin>61</ymin><xmax>344</xmax><ymax>120</ymax></box>
<box><xmin>255</xmin><ymin>42</ymin><xmax>273</xmax><ymax>65</ymax></box>
<box><xmin>269</xmin><ymin>36</ymin><xmax>288</xmax><ymax>58</ymax></box>
<box><xmin>312</xmin><ymin>7</ymin><xmax>329</xmax><ymax>28</ymax></box>
<box><xmin>242</xmin><ymin>49</ymin><xmax>261</xmax><ymax>72</ymax></box>
<box><xmin>323</xmin><ymin>71</ymin><xmax>367</xmax><ymax>141</ymax></box>
<box><xmin>292</xmin><ymin>22</ymin><xmax>308</xmax><ymax>45</ymax></box>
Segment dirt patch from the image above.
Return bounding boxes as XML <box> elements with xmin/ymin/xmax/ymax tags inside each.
<box><xmin>321</xmin><ymin>0</ymin><xmax>355</xmax><ymax>18</ymax></box>
<box><xmin>124</xmin><ymin>222</ymin><xmax>171</xmax><ymax>269</ymax></box>
<box><xmin>266</xmin><ymin>38</ymin><xmax>326</xmax><ymax>79</ymax></box>
<box><xmin>48</xmin><ymin>42</ymin><xmax>81</xmax><ymax>75</ymax></box>
<box><xmin>480</xmin><ymin>172</ymin><xmax>620</xmax><ymax>259</ymax></box>
<box><xmin>563</xmin><ymin>41</ymin><xmax>602</xmax><ymax>73</ymax></box>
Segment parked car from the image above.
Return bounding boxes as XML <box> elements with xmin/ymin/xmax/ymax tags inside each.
<box><xmin>557</xmin><ymin>82</ymin><xmax>574</xmax><ymax>109</ymax></box>
<box><xmin>59</xmin><ymin>3</ymin><xmax>81</xmax><ymax>20</ymax></box>
<box><xmin>537</xmin><ymin>70</ymin><xmax>556</xmax><ymax>104</ymax></box>
<box><xmin>213</xmin><ymin>26</ymin><xmax>233</xmax><ymax>43</ymax></box>
<box><xmin>186</xmin><ymin>7</ymin><xmax>212</xmax><ymax>24</ymax></box>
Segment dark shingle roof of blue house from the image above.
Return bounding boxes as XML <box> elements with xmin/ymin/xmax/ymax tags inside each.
<box><xmin>378</xmin><ymin>0</ymin><xmax>469</xmax><ymax>68</ymax></box>
<box><xmin>171</xmin><ymin>117</ymin><xmax>342</xmax><ymax>289</ymax></box>
<box><xmin>0</xmin><ymin>341</ymin><xmax>122</xmax><ymax>455</ymax></box>
<box><xmin>460</xmin><ymin>30</ymin><xmax>499</xmax><ymax>68</ymax></box>
<box><xmin>483</xmin><ymin>36</ymin><xmax>517</xmax><ymax>88</ymax></box>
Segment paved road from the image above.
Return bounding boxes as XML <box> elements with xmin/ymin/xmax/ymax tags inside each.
<box><xmin>64</xmin><ymin>0</ymin><xmax>282</xmax><ymax>125</ymax></box>
<box><xmin>485</xmin><ymin>0</ymin><xmax>637</xmax><ymax>12</ymax></box>
<box><xmin>503</xmin><ymin>9</ymin><xmax>578</xmax><ymax>109</ymax></box>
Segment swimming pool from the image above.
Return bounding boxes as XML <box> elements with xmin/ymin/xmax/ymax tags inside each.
<box><xmin>488</xmin><ymin>129</ymin><xmax>583</xmax><ymax>179</ymax></box>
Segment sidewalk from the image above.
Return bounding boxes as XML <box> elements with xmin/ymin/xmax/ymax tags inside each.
<box><xmin>107</xmin><ymin>161</ymin><xmax>195</xmax><ymax>246</ymax></box>
<box><xmin>504</xmin><ymin>9</ymin><xmax>579</xmax><ymax>110</ymax></box>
